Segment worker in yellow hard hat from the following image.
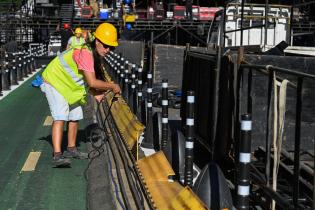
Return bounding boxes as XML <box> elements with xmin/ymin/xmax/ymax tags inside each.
<box><xmin>67</xmin><ymin>27</ymin><xmax>85</xmax><ymax>49</ymax></box>
<box><xmin>41</xmin><ymin>23</ymin><xmax>120</xmax><ymax>167</ymax></box>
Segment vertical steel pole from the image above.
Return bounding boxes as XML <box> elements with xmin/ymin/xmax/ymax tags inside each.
<box><xmin>240</xmin><ymin>0</ymin><xmax>245</xmax><ymax>46</ymax></box>
<box><xmin>184</xmin><ymin>91</ymin><xmax>195</xmax><ymax>187</ymax></box>
<box><xmin>161</xmin><ymin>79</ymin><xmax>169</xmax><ymax>151</ymax></box>
<box><xmin>264</xmin><ymin>0</ymin><xmax>269</xmax><ymax>48</ymax></box>
<box><xmin>293</xmin><ymin>77</ymin><xmax>303</xmax><ymax>209</ymax></box>
<box><xmin>237</xmin><ymin>114</ymin><xmax>252</xmax><ymax>210</ymax></box>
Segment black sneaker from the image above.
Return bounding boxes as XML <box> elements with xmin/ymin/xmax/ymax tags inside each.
<box><xmin>63</xmin><ymin>149</ymin><xmax>88</xmax><ymax>159</ymax></box>
<box><xmin>52</xmin><ymin>155</ymin><xmax>71</xmax><ymax>167</ymax></box>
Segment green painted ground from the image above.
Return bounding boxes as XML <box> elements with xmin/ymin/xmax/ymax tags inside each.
<box><xmin>0</xmin><ymin>74</ymin><xmax>88</xmax><ymax>210</ymax></box>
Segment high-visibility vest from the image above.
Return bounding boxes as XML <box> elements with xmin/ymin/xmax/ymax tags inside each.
<box><xmin>42</xmin><ymin>47</ymin><xmax>90</xmax><ymax>105</ymax></box>
<box><xmin>70</xmin><ymin>36</ymin><xmax>85</xmax><ymax>48</ymax></box>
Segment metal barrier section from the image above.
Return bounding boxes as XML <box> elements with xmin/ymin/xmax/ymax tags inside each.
<box><xmin>136</xmin><ymin>151</ymin><xmax>208</xmax><ymax>210</ymax></box>
<box><xmin>105</xmin><ymin>91</ymin><xmax>144</xmax><ymax>152</ymax></box>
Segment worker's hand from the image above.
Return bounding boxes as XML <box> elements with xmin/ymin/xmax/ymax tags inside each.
<box><xmin>111</xmin><ymin>83</ymin><xmax>121</xmax><ymax>95</ymax></box>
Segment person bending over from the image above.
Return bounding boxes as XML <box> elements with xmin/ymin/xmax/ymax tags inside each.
<box><xmin>41</xmin><ymin>23</ymin><xmax>121</xmax><ymax>167</ymax></box>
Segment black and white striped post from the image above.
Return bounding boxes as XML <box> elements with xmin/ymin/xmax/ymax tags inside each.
<box><xmin>129</xmin><ymin>68</ymin><xmax>137</xmax><ymax>113</ymax></box>
<box><xmin>8</xmin><ymin>59</ymin><xmax>15</xmax><ymax>86</ymax></box>
<box><xmin>142</xmin><ymin>71</ymin><xmax>154</xmax><ymax>148</ymax></box>
<box><xmin>123</xmin><ymin>62</ymin><xmax>129</xmax><ymax>100</ymax></box>
<box><xmin>31</xmin><ymin>51</ymin><xmax>35</xmax><ymax>72</ymax></box>
<box><xmin>146</xmin><ymin>71</ymin><xmax>153</xmax><ymax>123</ymax></box>
<box><xmin>119</xmin><ymin>65</ymin><xmax>124</xmax><ymax>92</ymax></box>
<box><xmin>161</xmin><ymin>79</ymin><xmax>169</xmax><ymax>151</ymax></box>
<box><xmin>237</xmin><ymin>114</ymin><xmax>252</xmax><ymax>210</ymax></box>
<box><xmin>116</xmin><ymin>62</ymin><xmax>120</xmax><ymax>84</ymax></box>
<box><xmin>27</xmin><ymin>54</ymin><xmax>32</xmax><ymax>74</ymax></box>
<box><xmin>5</xmin><ymin>54</ymin><xmax>12</xmax><ymax>88</ymax></box>
<box><xmin>137</xmin><ymin>67</ymin><xmax>143</xmax><ymax>108</ymax></box>
<box><xmin>11</xmin><ymin>56</ymin><xmax>18</xmax><ymax>85</ymax></box>
<box><xmin>114</xmin><ymin>61</ymin><xmax>118</xmax><ymax>81</ymax></box>
<box><xmin>17</xmin><ymin>55</ymin><xmax>23</xmax><ymax>81</ymax></box>
<box><xmin>22</xmin><ymin>54</ymin><xmax>27</xmax><ymax>78</ymax></box>
<box><xmin>1</xmin><ymin>64</ymin><xmax>10</xmax><ymax>91</ymax></box>
<box><xmin>184</xmin><ymin>91</ymin><xmax>195</xmax><ymax>187</ymax></box>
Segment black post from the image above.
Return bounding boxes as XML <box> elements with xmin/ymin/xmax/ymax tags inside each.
<box><xmin>1</xmin><ymin>67</ymin><xmax>10</xmax><ymax>91</ymax></box>
<box><xmin>137</xmin><ymin>67</ymin><xmax>143</xmax><ymax>108</ymax></box>
<box><xmin>116</xmin><ymin>62</ymin><xmax>121</xmax><ymax>84</ymax></box>
<box><xmin>123</xmin><ymin>63</ymin><xmax>129</xmax><ymax>101</ymax></box>
<box><xmin>184</xmin><ymin>91</ymin><xmax>195</xmax><ymax>187</ymax></box>
<box><xmin>237</xmin><ymin>114</ymin><xmax>252</xmax><ymax>210</ymax></box>
<box><xmin>22</xmin><ymin>54</ymin><xmax>27</xmax><ymax>78</ymax></box>
<box><xmin>293</xmin><ymin>77</ymin><xmax>303</xmax><ymax>209</ymax></box>
<box><xmin>161</xmin><ymin>79</ymin><xmax>169</xmax><ymax>151</ymax></box>
<box><xmin>119</xmin><ymin>65</ymin><xmax>124</xmax><ymax>92</ymax></box>
<box><xmin>11</xmin><ymin>56</ymin><xmax>18</xmax><ymax>85</ymax></box>
<box><xmin>129</xmin><ymin>67</ymin><xmax>137</xmax><ymax>113</ymax></box>
<box><xmin>17</xmin><ymin>55</ymin><xmax>23</xmax><ymax>81</ymax></box>
<box><xmin>31</xmin><ymin>51</ymin><xmax>35</xmax><ymax>72</ymax></box>
<box><xmin>146</xmin><ymin>71</ymin><xmax>153</xmax><ymax>124</ymax></box>
<box><xmin>114</xmin><ymin>59</ymin><xmax>118</xmax><ymax>81</ymax></box>
<box><xmin>142</xmin><ymin>71</ymin><xmax>154</xmax><ymax>148</ymax></box>
<box><xmin>27</xmin><ymin>55</ymin><xmax>32</xmax><ymax>74</ymax></box>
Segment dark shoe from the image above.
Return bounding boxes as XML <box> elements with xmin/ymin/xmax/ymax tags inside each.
<box><xmin>52</xmin><ymin>155</ymin><xmax>71</xmax><ymax>167</ymax></box>
<box><xmin>63</xmin><ymin>149</ymin><xmax>88</xmax><ymax>159</ymax></box>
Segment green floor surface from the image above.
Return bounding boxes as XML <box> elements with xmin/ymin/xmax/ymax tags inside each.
<box><xmin>0</xmin><ymin>74</ymin><xmax>88</xmax><ymax>210</ymax></box>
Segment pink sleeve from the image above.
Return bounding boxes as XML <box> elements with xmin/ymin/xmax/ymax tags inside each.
<box><xmin>73</xmin><ymin>49</ymin><xmax>94</xmax><ymax>72</ymax></box>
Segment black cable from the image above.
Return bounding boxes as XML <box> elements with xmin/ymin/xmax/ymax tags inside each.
<box><xmin>84</xmin><ymin>94</ymin><xmax>127</xmax><ymax>210</ymax></box>
<box><xmin>105</xmin><ymin>109</ymin><xmax>146</xmax><ymax>210</ymax></box>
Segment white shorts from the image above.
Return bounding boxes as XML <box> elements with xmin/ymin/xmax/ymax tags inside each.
<box><xmin>42</xmin><ymin>83</ymin><xmax>83</xmax><ymax>121</ymax></box>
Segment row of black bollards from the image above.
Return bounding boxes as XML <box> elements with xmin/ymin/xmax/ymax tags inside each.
<box><xmin>103</xmin><ymin>52</ymin><xmax>197</xmax><ymax>186</ymax></box>
<box><xmin>103</xmin><ymin>51</ymin><xmax>254</xmax><ymax>210</ymax></box>
<box><xmin>1</xmin><ymin>45</ymin><xmax>45</xmax><ymax>96</ymax></box>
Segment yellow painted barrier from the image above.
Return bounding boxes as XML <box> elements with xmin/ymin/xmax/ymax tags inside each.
<box><xmin>136</xmin><ymin>152</ymin><xmax>209</xmax><ymax>210</ymax></box>
<box><xmin>105</xmin><ymin>92</ymin><xmax>144</xmax><ymax>152</ymax></box>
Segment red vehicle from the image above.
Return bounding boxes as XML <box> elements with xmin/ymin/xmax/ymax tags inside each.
<box><xmin>199</xmin><ymin>7</ymin><xmax>221</xmax><ymax>21</ymax></box>
<box><xmin>173</xmin><ymin>5</ymin><xmax>185</xmax><ymax>20</ymax></box>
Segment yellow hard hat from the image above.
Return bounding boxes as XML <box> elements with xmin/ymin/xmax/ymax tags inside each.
<box><xmin>94</xmin><ymin>23</ymin><xmax>118</xmax><ymax>47</ymax></box>
<box><xmin>75</xmin><ymin>27</ymin><xmax>82</xmax><ymax>34</ymax></box>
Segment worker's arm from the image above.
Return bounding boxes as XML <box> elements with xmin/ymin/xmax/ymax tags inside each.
<box><xmin>82</xmin><ymin>70</ymin><xmax>121</xmax><ymax>94</ymax></box>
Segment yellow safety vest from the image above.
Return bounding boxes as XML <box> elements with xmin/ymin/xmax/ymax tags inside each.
<box><xmin>70</xmin><ymin>36</ymin><xmax>85</xmax><ymax>48</ymax></box>
<box><xmin>42</xmin><ymin>47</ymin><xmax>90</xmax><ymax>105</ymax></box>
